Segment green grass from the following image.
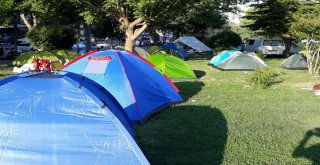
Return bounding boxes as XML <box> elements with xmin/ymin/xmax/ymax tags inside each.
<box><xmin>137</xmin><ymin>55</ymin><xmax>320</xmax><ymax>165</ymax></box>
<box><xmin>0</xmin><ymin>61</ymin><xmax>13</xmax><ymax>79</ymax></box>
<box><xmin>1</xmin><ymin>57</ymin><xmax>320</xmax><ymax>164</ymax></box>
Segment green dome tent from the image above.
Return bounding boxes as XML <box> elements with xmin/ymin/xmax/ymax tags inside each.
<box><xmin>217</xmin><ymin>53</ymin><xmax>267</xmax><ymax>71</ymax></box>
<box><xmin>147</xmin><ymin>53</ymin><xmax>196</xmax><ymax>80</ymax></box>
<box><xmin>280</xmin><ymin>54</ymin><xmax>308</xmax><ymax>70</ymax></box>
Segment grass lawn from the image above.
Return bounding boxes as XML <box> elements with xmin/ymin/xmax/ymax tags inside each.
<box><xmin>0</xmin><ymin>60</ymin><xmax>14</xmax><ymax>79</ymax></box>
<box><xmin>136</xmin><ymin>55</ymin><xmax>320</xmax><ymax>164</ymax></box>
<box><xmin>0</xmin><ymin>55</ymin><xmax>319</xmax><ymax>164</ymax></box>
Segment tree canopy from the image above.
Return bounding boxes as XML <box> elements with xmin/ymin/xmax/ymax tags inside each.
<box><xmin>0</xmin><ymin>0</ymin><xmax>81</xmax><ymax>31</ymax></box>
<box><xmin>78</xmin><ymin>0</ymin><xmax>245</xmax><ymax>51</ymax></box>
<box><xmin>290</xmin><ymin>3</ymin><xmax>320</xmax><ymax>75</ymax></box>
<box><xmin>290</xmin><ymin>4</ymin><xmax>320</xmax><ymax>39</ymax></box>
<box><xmin>244</xmin><ymin>0</ymin><xmax>299</xmax><ymax>38</ymax></box>
<box><xmin>0</xmin><ymin>0</ymin><xmax>15</xmax><ymax>25</ymax></box>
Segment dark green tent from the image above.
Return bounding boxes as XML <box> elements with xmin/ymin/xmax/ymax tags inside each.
<box><xmin>217</xmin><ymin>53</ymin><xmax>267</xmax><ymax>71</ymax></box>
<box><xmin>280</xmin><ymin>54</ymin><xmax>308</xmax><ymax>70</ymax></box>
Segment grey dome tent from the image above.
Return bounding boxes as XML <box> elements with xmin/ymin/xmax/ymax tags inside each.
<box><xmin>217</xmin><ymin>53</ymin><xmax>267</xmax><ymax>71</ymax></box>
<box><xmin>280</xmin><ymin>54</ymin><xmax>308</xmax><ymax>70</ymax></box>
<box><xmin>115</xmin><ymin>46</ymin><xmax>150</xmax><ymax>58</ymax></box>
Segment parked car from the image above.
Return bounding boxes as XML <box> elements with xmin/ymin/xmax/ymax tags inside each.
<box><xmin>16</xmin><ymin>38</ymin><xmax>33</xmax><ymax>54</ymax></box>
<box><xmin>72</xmin><ymin>41</ymin><xmax>99</xmax><ymax>55</ymax></box>
<box><xmin>0</xmin><ymin>36</ymin><xmax>16</xmax><ymax>45</ymax></box>
<box><xmin>243</xmin><ymin>38</ymin><xmax>285</xmax><ymax>55</ymax></box>
<box><xmin>0</xmin><ymin>43</ymin><xmax>15</xmax><ymax>59</ymax></box>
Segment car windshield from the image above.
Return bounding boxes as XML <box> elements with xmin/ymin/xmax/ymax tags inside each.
<box><xmin>263</xmin><ymin>40</ymin><xmax>284</xmax><ymax>46</ymax></box>
<box><xmin>246</xmin><ymin>40</ymin><xmax>255</xmax><ymax>45</ymax></box>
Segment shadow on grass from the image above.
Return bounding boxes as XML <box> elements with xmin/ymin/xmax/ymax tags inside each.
<box><xmin>136</xmin><ymin>105</ymin><xmax>227</xmax><ymax>165</ymax></box>
<box><xmin>293</xmin><ymin>128</ymin><xmax>320</xmax><ymax>165</ymax></box>
<box><xmin>193</xmin><ymin>70</ymin><xmax>206</xmax><ymax>79</ymax></box>
<box><xmin>265</xmin><ymin>54</ymin><xmax>287</xmax><ymax>59</ymax></box>
<box><xmin>174</xmin><ymin>81</ymin><xmax>205</xmax><ymax>101</ymax></box>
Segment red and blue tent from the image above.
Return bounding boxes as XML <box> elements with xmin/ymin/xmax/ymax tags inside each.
<box><xmin>61</xmin><ymin>50</ymin><xmax>183</xmax><ymax>122</ymax></box>
<box><xmin>0</xmin><ymin>72</ymin><xmax>149</xmax><ymax>164</ymax></box>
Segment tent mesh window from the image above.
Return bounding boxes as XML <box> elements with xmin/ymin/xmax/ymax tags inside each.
<box><xmin>84</xmin><ymin>57</ymin><xmax>111</xmax><ymax>74</ymax></box>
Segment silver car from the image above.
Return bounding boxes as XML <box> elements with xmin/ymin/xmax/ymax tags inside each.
<box><xmin>243</xmin><ymin>38</ymin><xmax>285</xmax><ymax>55</ymax></box>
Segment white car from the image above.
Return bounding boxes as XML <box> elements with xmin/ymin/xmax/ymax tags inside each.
<box><xmin>243</xmin><ymin>39</ymin><xmax>285</xmax><ymax>55</ymax></box>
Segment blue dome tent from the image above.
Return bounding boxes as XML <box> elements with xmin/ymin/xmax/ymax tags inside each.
<box><xmin>0</xmin><ymin>72</ymin><xmax>149</xmax><ymax>164</ymax></box>
<box><xmin>61</xmin><ymin>50</ymin><xmax>183</xmax><ymax>122</ymax></box>
<box><xmin>161</xmin><ymin>43</ymin><xmax>188</xmax><ymax>59</ymax></box>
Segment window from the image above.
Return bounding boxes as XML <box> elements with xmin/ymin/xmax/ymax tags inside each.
<box><xmin>263</xmin><ymin>40</ymin><xmax>284</xmax><ymax>46</ymax></box>
<box><xmin>83</xmin><ymin>56</ymin><xmax>111</xmax><ymax>74</ymax></box>
<box><xmin>263</xmin><ymin>40</ymin><xmax>272</xmax><ymax>46</ymax></box>
<box><xmin>271</xmin><ymin>40</ymin><xmax>284</xmax><ymax>46</ymax></box>
<box><xmin>248</xmin><ymin>40</ymin><xmax>255</xmax><ymax>45</ymax></box>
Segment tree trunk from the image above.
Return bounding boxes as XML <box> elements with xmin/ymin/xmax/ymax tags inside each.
<box><xmin>148</xmin><ymin>28</ymin><xmax>159</xmax><ymax>44</ymax></box>
<box><xmin>120</xmin><ymin>17</ymin><xmax>148</xmax><ymax>52</ymax></box>
<box><xmin>20</xmin><ymin>14</ymin><xmax>33</xmax><ymax>31</ymax></box>
<box><xmin>305</xmin><ymin>39</ymin><xmax>320</xmax><ymax>75</ymax></box>
<box><xmin>124</xmin><ymin>35</ymin><xmax>135</xmax><ymax>52</ymax></box>
<box><xmin>282</xmin><ymin>37</ymin><xmax>292</xmax><ymax>57</ymax></box>
<box><xmin>14</xmin><ymin>15</ymin><xmax>18</xmax><ymax>55</ymax></box>
<box><xmin>83</xmin><ymin>22</ymin><xmax>92</xmax><ymax>52</ymax></box>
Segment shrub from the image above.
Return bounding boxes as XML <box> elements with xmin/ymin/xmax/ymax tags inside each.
<box><xmin>27</xmin><ymin>26</ymin><xmax>78</xmax><ymax>51</ymax></box>
<box><xmin>206</xmin><ymin>30</ymin><xmax>242</xmax><ymax>49</ymax></box>
<box><xmin>256</xmin><ymin>50</ymin><xmax>265</xmax><ymax>60</ymax></box>
<box><xmin>248</xmin><ymin>69</ymin><xmax>281</xmax><ymax>89</ymax></box>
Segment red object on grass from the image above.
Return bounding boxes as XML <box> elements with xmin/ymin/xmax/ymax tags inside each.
<box><xmin>314</xmin><ymin>84</ymin><xmax>320</xmax><ymax>90</ymax></box>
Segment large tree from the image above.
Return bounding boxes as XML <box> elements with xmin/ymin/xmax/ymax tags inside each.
<box><xmin>0</xmin><ymin>0</ymin><xmax>15</xmax><ymax>26</ymax></box>
<box><xmin>244</xmin><ymin>0</ymin><xmax>299</xmax><ymax>56</ymax></box>
<box><xmin>162</xmin><ymin>1</ymin><xmax>229</xmax><ymax>36</ymax></box>
<box><xmin>290</xmin><ymin>3</ymin><xmax>320</xmax><ymax>75</ymax></box>
<box><xmin>78</xmin><ymin>0</ymin><xmax>243</xmax><ymax>51</ymax></box>
<box><xmin>0</xmin><ymin>0</ymin><xmax>81</xmax><ymax>31</ymax></box>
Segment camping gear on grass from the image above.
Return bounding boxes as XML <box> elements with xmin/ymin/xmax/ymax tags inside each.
<box><xmin>61</xmin><ymin>50</ymin><xmax>183</xmax><ymax>122</ymax></box>
<box><xmin>175</xmin><ymin>36</ymin><xmax>212</xmax><ymax>53</ymax></box>
<box><xmin>314</xmin><ymin>84</ymin><xmax>320</xmax><ymax>96</ymax></box>
<box><xmin>147</xmin><ymin>53</ymin><xmax>196</xmax><ymax>80</ymax></box>
<box><xmin>216</xmin><ymin>53</ymin><xmax>267</xmax><ymax>70</ymax></box>
<box><xmin>0</xmin><ymin>72</ymin><xmax>149</xmax><ymax>164</ymax></box>
<box><xmin>280</xmin><ymin>54</ymin><xmax>308</xmax><ymax>70</ymax></box>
